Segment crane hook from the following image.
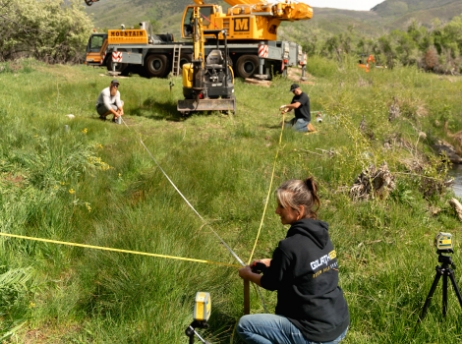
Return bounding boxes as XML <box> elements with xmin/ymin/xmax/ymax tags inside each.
<box><xmin>84</xmin><ymin>0</ymin><xmax>99</xmax><ymax>6</ymax></box>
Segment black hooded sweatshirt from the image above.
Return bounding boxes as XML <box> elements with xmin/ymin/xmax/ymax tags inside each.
<box><xmin>260</xmin><ymin>218</ymin><xmax>349</xmax><ymax>342</ymax></box>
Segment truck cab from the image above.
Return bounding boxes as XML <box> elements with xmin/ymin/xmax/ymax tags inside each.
<box><xmin>85</xmin><ymin>33</ymin><xmax>108</xmax><ymax>65</ymax></box>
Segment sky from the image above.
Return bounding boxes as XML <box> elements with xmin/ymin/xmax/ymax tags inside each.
<box><xmin>302</xmin><ymin>0</ymin><xmax>385</xmax><ymax>11</ymax></box>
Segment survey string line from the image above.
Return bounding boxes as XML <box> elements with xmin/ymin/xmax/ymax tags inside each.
<box><xmin>243</xmin><ymin>111</ymin><xmax>287</xmax><ymax>314</ymax></box>
<box><xmin>122</xmin><ymin>118</ymin><xmax>245</xmax><ymax>267</ymax></box>
<box><xmin>121</xmin><ymin>114</ymin><xmax>269</xmax><ymax>311</ymax></box>
<box><xmin>247</xmin><ymin>111</ymin><xmax>286</xmax><ymax>265</ymax></box>
<box><xmin>120</xmin><ymin>112</ymin><xmax>275</xmax><ymax>312</ymax></box>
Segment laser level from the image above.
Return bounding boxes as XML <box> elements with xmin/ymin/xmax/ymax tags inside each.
<box><xmin>193</xmin><ymin>292</ymin><xmax>211</xmax><ymax>322</ymax></box>
<box><xmin>435</xmin><ymin>232</ymin><xmax>454</xmax><ymax>252</ymax></box>
<box><xmin>185</xmin><ymin>292</ymin><xmax>212</xmax><ymax>344</ymax></box>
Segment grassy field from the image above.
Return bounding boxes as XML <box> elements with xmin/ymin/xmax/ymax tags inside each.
<box><xmin>0</xmin><ymin>57</ymin><xmax>462</xmax><ymax>343</ymax></box>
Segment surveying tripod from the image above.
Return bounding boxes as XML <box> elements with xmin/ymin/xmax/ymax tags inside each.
<box><xmin>185</xmin><ymin>320</ymin><xmax>211</xmax><ymax>344</ymax></box>
<box><xmin>418</xmin><ymin>250</ymin><xmax>462</xmax><ymax>321</ymax></box>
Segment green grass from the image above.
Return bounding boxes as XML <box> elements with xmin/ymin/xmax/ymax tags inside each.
<box><xmin>1</xmin><ymin>58</ymin><xmax>462</xmax><ymax>343</ymax></box>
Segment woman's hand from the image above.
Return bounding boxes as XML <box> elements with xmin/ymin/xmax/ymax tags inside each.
<box><xmin>238</xmin><ymin>265</ymin><xmax>253</xmax><ymax>280</ymax></box>
<box><xmin>238</xmin><ymin>266</ymin><xmax>262</xmax><ymax>286</ymax></box>
<box><xmin>257</xmin><ymin>259</ymin><xmax>272</xmax><ymax>267</ymax></box>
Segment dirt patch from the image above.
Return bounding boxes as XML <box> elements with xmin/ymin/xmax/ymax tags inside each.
<box><xmin>5</xmin><ymin>174</ymin><xmax>24</xmax><ymax>183</ymax></box>
<box><xmin>287</xmin><ymin>67</ymin><xmax>315</xmax><ymax>85</ymax></box>
<box><xmin>22</xmin><ymin>324</ymin><xmax>83</xmax><ymax>344</ymax></box>
<box><xmin>245</xmin><ymin>78</ymin><xmax>271</xmax><ymax>87</ymax></box>
<box><xmin>2</xmin><ymin>173</ymin><xmax>26</xmax><ymax>186</ymax></box>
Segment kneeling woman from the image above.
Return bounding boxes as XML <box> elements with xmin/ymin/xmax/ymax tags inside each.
<box><xmin>238</xmin><ymin>178</ymin><xmax>349</xmax><ymax>344</ymax></box>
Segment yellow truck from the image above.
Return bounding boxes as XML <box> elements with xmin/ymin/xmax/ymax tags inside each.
<box><xmin>84</xmin><ymin>0</ymin><xmax>313</xmax><ymax>79</ymax></box>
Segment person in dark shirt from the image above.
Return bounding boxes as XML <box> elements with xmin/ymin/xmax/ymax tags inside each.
<box><xmin>280</xmin><ymin>84</ymin><xmax>312</xmax><ymax>132</ymax></box>
<box><xmin>237</xmin><ymin>177</ymin><xmax>349</xmax><ymax>344</ymax></box>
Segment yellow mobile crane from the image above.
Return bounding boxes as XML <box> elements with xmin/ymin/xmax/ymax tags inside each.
<box><xmin>85</xmin><ymin>0</ymin><xmax>313</xmax><ymax>79</ymax></box>
<box><xmin>182</xmin><ymin>0</ymin><xmax>313</xmax><ymax>41</ymax></box>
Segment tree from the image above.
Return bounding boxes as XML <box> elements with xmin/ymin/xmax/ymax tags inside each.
<box><xmin>441</xmin><ymin>15</ymin><xmax>462</xmax><ymax>57</ymax></box>
<box><xmin>0</xmin><ymin>0</ymin><xmax>93</xmax><ymax>63</ymax></box>
<box><xmin>0</xmin><ymin>0</ymin><xmax>18</xmax><ymax>61</ymax></box>
<box><xmin>423</xmin><ymin>45</ymin><xmax>438</xmax><ymax>71</ymax></box>
<box><xmin>377</xmin><ymin>36</ymin><xmax>395</xmax><ymax>68</ymax></box>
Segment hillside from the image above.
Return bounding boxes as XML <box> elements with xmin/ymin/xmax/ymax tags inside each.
<box><xmin>85</xmin><ymin>0</ymin><xmax>227</xmax><ymax>32</ymax></box>
<box><xmin>371</xmin><ymin>0</ymin><xmax>462</xmax><ymax>28</ymax></box>
<box><xmin>283</xmin><ymin>8</ymin><xmax>385</xmax><ymax>39</ymax></box>
<box><xmin>372</xmin><ymin>0</ymin><xmax>460</xmax><ymax>17</ymax></box>
<box><xmin>85</xmin><ymin>0</ymin><xmax>462</xmax><ymax>36</ymax></box>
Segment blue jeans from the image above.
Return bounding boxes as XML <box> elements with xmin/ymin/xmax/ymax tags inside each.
<box><xmin>237</xmin><ymin>314</ymin><xmax>348</xmax><ymax>344</ymax></box>
<box><xmin>285</xmin><ymin>118</ymin><xmax>310</xmax><ymax>132</ymax></box>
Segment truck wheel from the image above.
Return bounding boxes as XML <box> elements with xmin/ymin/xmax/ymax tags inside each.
<box><xmin>236</xmin><ymin>55</ymin><xmax>259</xmax><ymax>78</ymax></box>
<box><xmin>145</xmin><ymin>54</ymin><xmax>169</xmax><ymax>78</ymax></box>
<box><xmin>179</xmin><ymin>54</ymin><xmax>192</xmax><ymax>73</ymax></box>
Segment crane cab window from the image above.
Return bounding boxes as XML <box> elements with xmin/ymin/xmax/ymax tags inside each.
<box><xmin>87</xmin><ymin>34</ymin><xmax>106</xmax><ymax>53</ymax></box>
<box><xmin>184</xmin><ymin>8</ymin><xmax>194</xmax><ymax>37</ymax></box>
<box><xmin>198</xmin><ymin>6</ymin><xmax>213</xmax><ymax>26</ymax></box>
<box><xmin>183</xmin><ymin>6</ymin><xmax>214</xmax><ymax>37</ymax></box>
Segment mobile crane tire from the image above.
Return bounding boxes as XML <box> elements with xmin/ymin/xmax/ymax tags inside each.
<box><xmin>236</xmin><ymin>55</ymin><xmax>259</xmax><ymax>79</ymax></box>
<box><xmin>179</xmin><ymin>54</ymin><xmax>193</xmax><ymax>73</ymax></box>
<box><xmin>145</xmin><ymin>54</ymin><xmax>169</xmax><ymax>78</ymax></box>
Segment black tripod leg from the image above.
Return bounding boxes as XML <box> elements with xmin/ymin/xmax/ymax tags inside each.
<box><xmin>186</xmin><ymin>325</ymin><xmax>195</xmax><ymax>344</ymax></box>
<box><xmin>443</xmin><ymin>272</ymin><xmax>448</xmax><ymax>317</ymax></box>
<box><xmin>448</xmin><ymin>270</ymin><xmax>462</xmax><ymax>310</ymax></box>
<box><xmin>419</xmin><ymin>271</ymin><xmax>442</xmax><ymax>321</ymax></box>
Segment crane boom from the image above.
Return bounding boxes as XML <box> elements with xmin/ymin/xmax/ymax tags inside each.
<box><xmin>194</xmin><ymin>0</ymin><xmax>313</xmax><ymax>21</ymax></box>
<box><xmin>224</xmin><ymin>0</ymin><xmax>263</xmax><ymax>4</ymax></box>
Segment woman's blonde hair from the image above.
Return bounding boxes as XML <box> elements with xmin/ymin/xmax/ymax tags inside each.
<box><xmin>276</xmin><ymin>177</ymin><xmax>320</xmax><ymax>219</ymax></box>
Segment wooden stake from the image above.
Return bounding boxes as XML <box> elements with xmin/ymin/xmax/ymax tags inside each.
<box><xmin>244</xmin><ymin>279</ymin><xmax>250</xmax><ymax>314</ymax></box>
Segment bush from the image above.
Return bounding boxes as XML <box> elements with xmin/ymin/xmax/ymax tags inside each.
<box><xmin>0</xmin><ymin>267</ymin><xmax>34</xmax><ymax>339</ymax></box>
<box><xmin>0</xmin><ymin>0</ymin><xmax>93</xmax><ymax>63</ymax></box>
<box><xmin>306</xmin><ymin>55</ymin><xmax>338</xmax><ymax>78</ymax></box>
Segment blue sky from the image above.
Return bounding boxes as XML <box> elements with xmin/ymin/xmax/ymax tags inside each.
<box><xmin>303</xmin><ymin>0</ymin><xmax>385</xmax><ymax>11</ymax></box>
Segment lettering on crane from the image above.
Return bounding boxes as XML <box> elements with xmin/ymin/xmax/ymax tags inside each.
<box><xmin>234</xmin><ymin>18</ymin><xmax>249</xmax><ymax>32</ymax></box>
<box><xmin>108</xmin><ymin>30</ymin><xmax>148</xmax><ymax>44</ymax></box>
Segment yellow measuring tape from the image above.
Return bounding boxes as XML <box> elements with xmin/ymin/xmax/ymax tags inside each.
<box><xmin>247</xmin><ymin>112</ymin><xmax>286</xmax><ymax>264</ymax></box>
<box><xmin>0</xmin><ymin>232</ymin><xmax>240</xmax><ymax>268</ymax></box>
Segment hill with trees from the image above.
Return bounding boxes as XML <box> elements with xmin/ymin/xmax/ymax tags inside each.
<box><xmin>370</xmin><ymin>0</ymin><xmax>462</xmax><ymax>29</ymax></box>
<box><xmin>274</xmin><ymin>0</ymin><xmax>462</xmax><ymax>75</ymax></box>
<box><xmin>86</xmin><ymin>0</ymin><xmax>462</xmax><ymax>35</ymax></box>
<box><xmin>85</xmin><ymin>0</ymin><xmax>228</xmax><ymax>32</ymax></box>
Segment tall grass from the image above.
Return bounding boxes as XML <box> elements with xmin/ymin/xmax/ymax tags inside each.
<box><xmin>0</xmin><ymin>58</ymin><xmax>462</xmax><ymax>342</ymax></box>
